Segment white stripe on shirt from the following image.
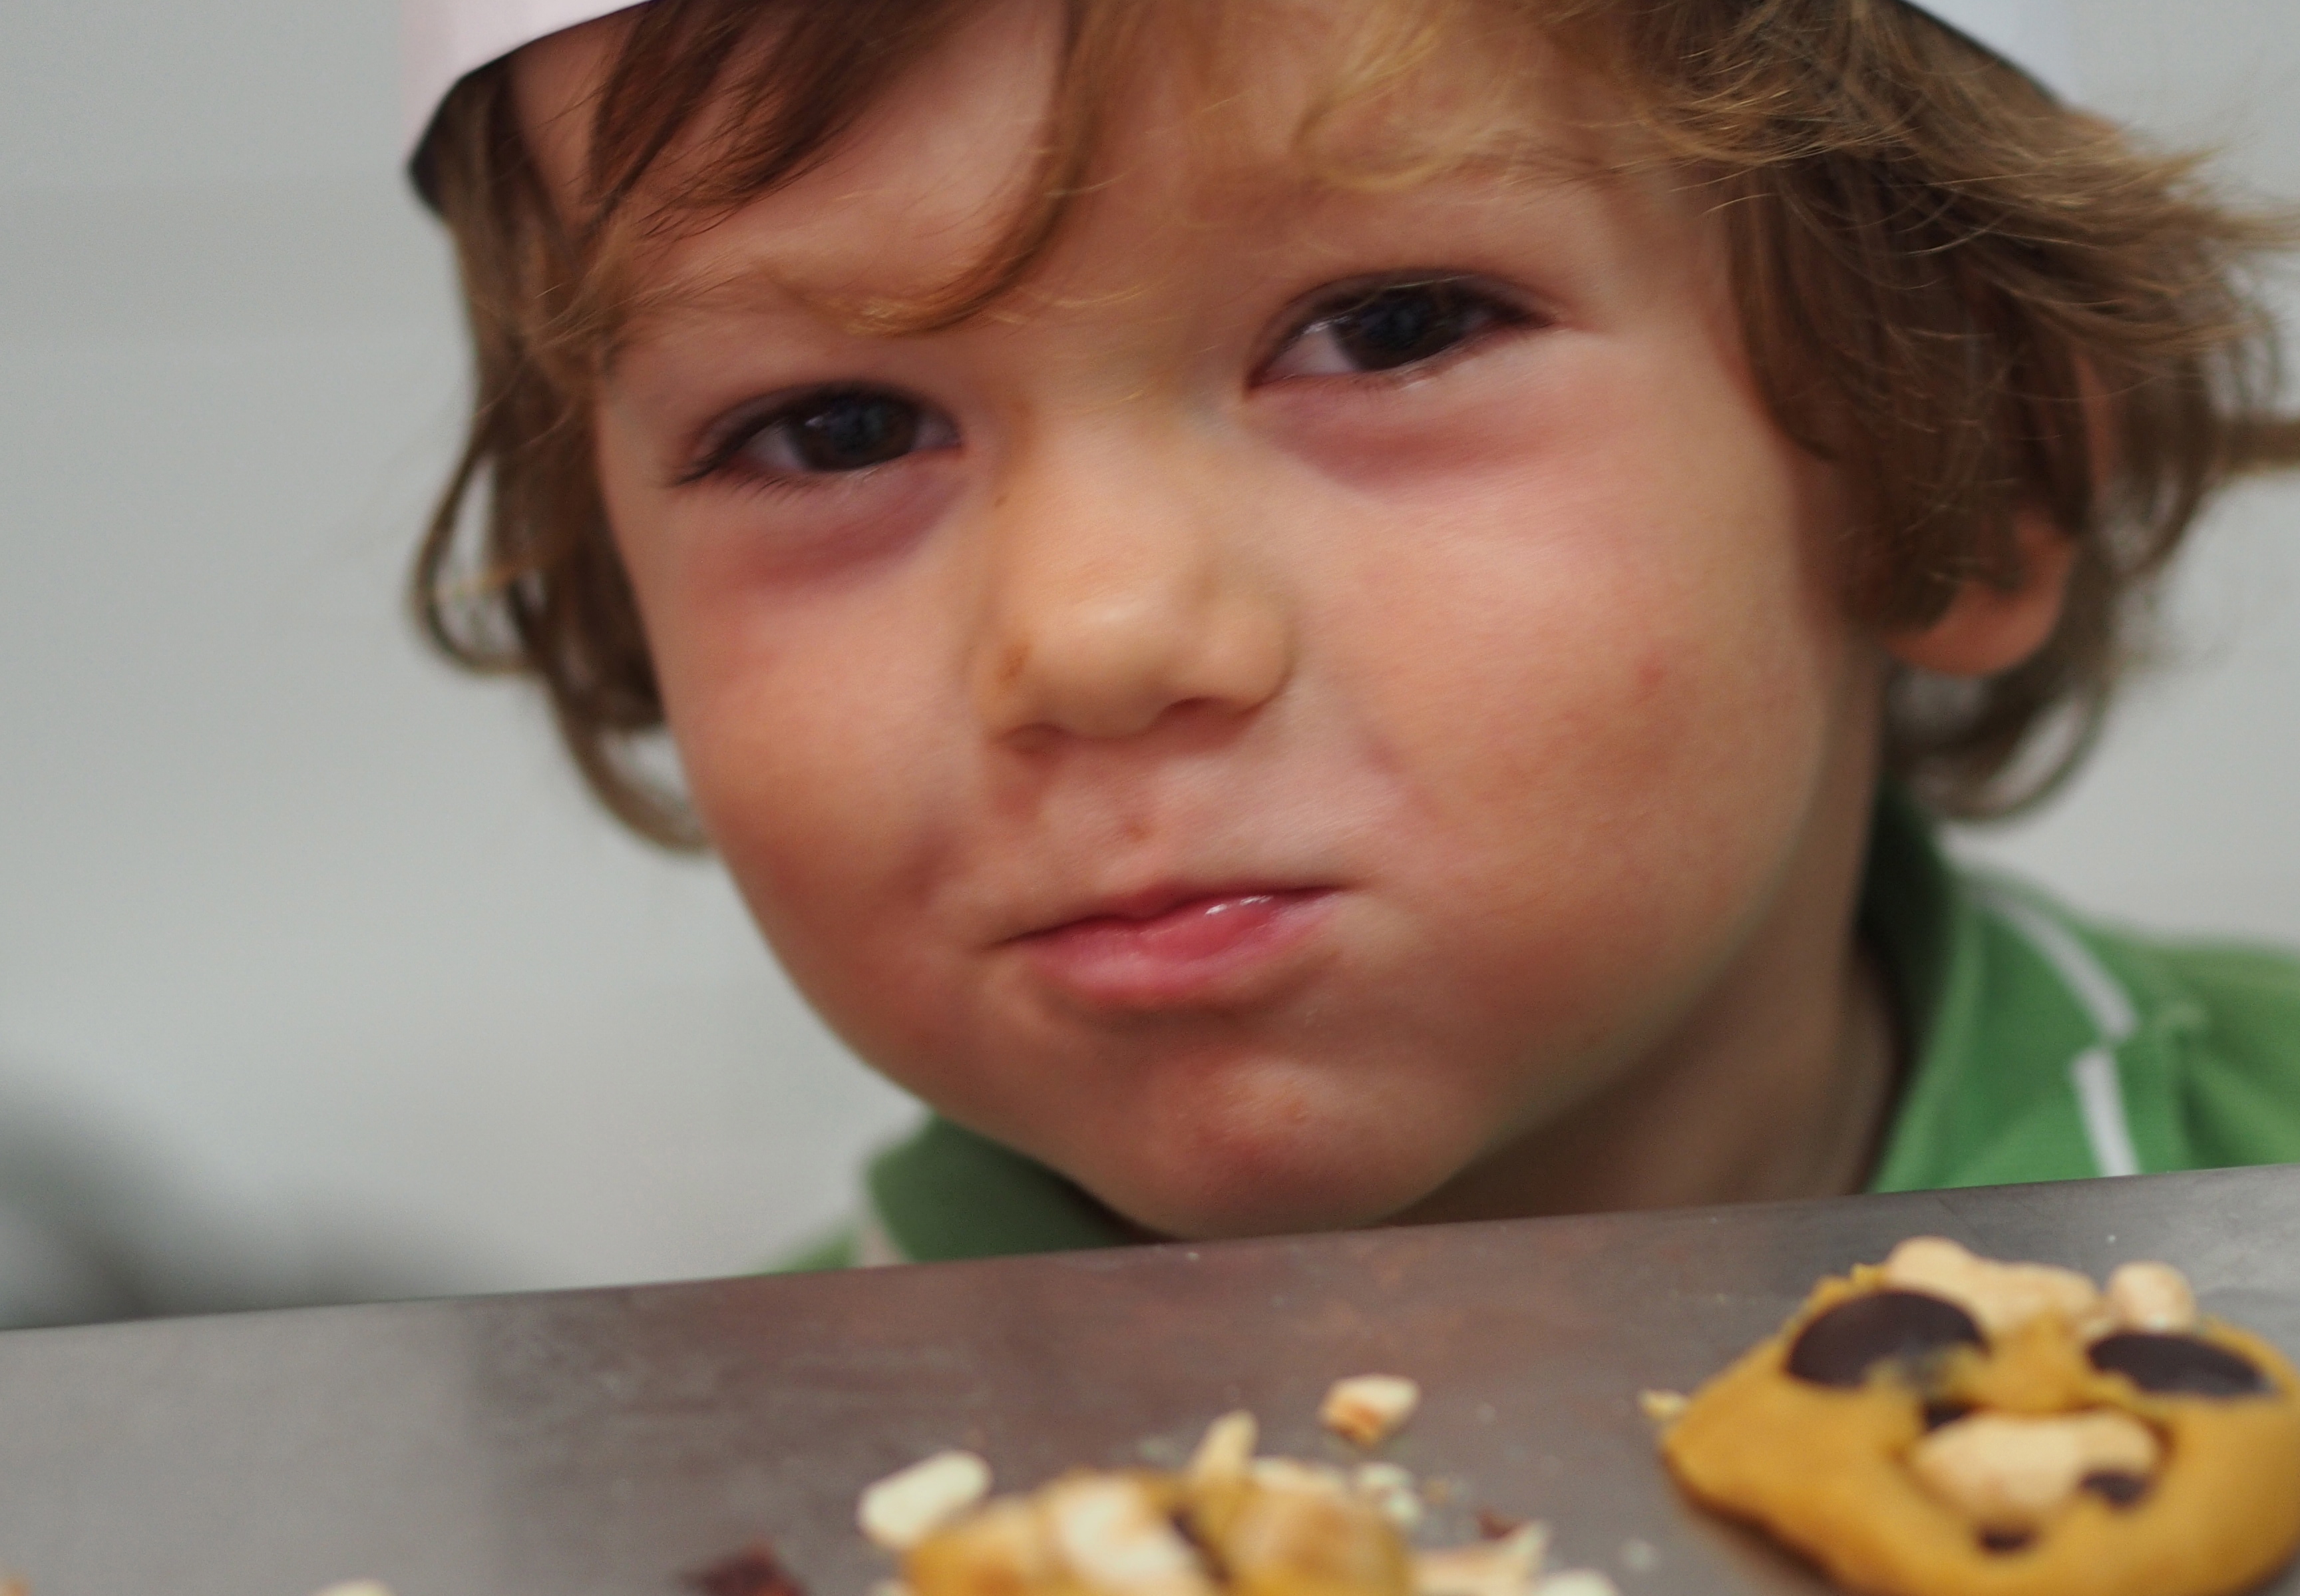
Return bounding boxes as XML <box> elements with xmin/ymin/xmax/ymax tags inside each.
<box><xmin>2069</xmin><ymin>1048</ymin><xmax>2143</xmax><ymax>1177</ymax></box>
<box><xmin>1969</xmin><ymin>880</ymin><xmax>2144</xmax><ymax>1178</ymax></box>
<box><xmin>852</xmin><ymin>1207</ymin><xmax>909</xmax><ymax>1267</ymax></box>
<box><xmin>1969</xmin><ymin>882</ymin><xmax>2137</xmax><ymax>1043</ymax></box>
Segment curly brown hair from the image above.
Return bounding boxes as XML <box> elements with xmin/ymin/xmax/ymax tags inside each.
<box><xmin>412</xmin><ymin>0</ymin><xmax>2300</xmax><ymax>847</ymax></box>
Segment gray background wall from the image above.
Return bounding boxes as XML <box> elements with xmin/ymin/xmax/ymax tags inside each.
<box><xmin>1</xmin><ymin>2</ymin><xmax>2295</xmax><ymax>1308</ymax></box>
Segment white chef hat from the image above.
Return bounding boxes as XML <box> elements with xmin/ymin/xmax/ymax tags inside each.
<box><xmin>403</xmin><ymin>0</ymin><xmax>2077</xmax><ymax>190</ymax></box>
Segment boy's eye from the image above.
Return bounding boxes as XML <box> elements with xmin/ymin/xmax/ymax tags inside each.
<box><xmin>1263</xmin><ymin>279</ymin><xmax>1529</xmax><ymax>381</ymax></box>
<box><xmin>701</xmin><ymin>387</ymin><xmax>958</xmax><ymax>483</ymax></box>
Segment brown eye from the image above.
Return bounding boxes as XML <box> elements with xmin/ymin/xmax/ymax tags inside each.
<box><xmin>705</xmin><ymin>386</ymin><xmax>958</xmax><ymax>483</ymax></box>
<box><xmin>783</xmin><ymin>392</ymin><xmax>922</xmax><ymax>471</ymax></box>
<box><xmin>1264</xmin><ymin>278</ymin><xmax>1528</xmax><ymax>381</ymax></box>
<box><xmin>1326</xmin><ymin>283</ymin><xmax>1489</xmax><ymax>370</ymax></box>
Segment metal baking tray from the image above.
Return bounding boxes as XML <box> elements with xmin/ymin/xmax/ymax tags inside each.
<box><xmin>0</xmin><ymin>1163</ymin><xmax>2294</xmax><ymax>1595</ymax></box>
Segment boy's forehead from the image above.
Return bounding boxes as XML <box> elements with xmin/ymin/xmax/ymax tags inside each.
<box><xmin>514</xmin><ymin>0</ymin><xmax>1629</xmax><ymax>331</ymax></box>
<box><xmin>413</xmin><ymin>1</ymin><xmax>2082</xmax><ymax>184</ymax></box>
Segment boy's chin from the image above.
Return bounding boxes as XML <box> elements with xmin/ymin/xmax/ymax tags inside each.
<box><xmin>1063</xmin><ymin>1131</ymin><xmax>1469</xmax><ymax>1244</ymax></box>
<box><xmin>950</xmin><ymin>1049</ymin><xmax>1516</xmax><ymax>1241</ymax></box>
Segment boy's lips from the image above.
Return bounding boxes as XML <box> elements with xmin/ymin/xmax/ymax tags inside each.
<box><xmin>1007</xmin><ymin>885</ymin><xmax>1338</xmax><ymax>1009</ymax></box>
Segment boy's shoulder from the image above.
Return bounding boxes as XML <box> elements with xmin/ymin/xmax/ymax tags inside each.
<box><xmin>1869</xmin><ymin>797</ymin><xmax>2300</xmax><ymax>1193</ymax></box>
<box><xmin>2102</xmin><ymin>929</ymin><xmax>2300</xmax><ymax>1169</ymax></box>
<box><xmin>2139</xmin><ymin>935</ymin><xmax>2300</xmax><ymax>1048</ymax></box>
<box><xmin>775</xmin><ymin>1227</ymin><xmax>861</xmax><ymax>1273</ymax></box>
<box><xmin>768</xmin><ymin>1117</ymin><xmax>1135</xmax><ymax>1272</ymax></box>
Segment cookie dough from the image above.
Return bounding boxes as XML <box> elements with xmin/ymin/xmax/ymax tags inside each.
<box><xmin>1659</xmin><ymin>1239</ymin><xmax>2300</xmax><ymax>1596</ymax></box>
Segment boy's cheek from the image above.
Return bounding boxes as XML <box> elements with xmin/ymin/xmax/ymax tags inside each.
<box><xmin>600</xmin><ymin>552</ymin><xmax>974</xmax><ymax>1032</ymax></box>
<box><xmin>667</xmin><ymin>644</ymin><xmax>965</xmax><ymax>961</ymax></box>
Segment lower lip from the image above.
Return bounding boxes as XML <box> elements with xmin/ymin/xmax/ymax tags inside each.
<box><xmin>1015</xmin><ymin>889</ymin><xmax>1334</xmax><ymax>1008</ymax></box>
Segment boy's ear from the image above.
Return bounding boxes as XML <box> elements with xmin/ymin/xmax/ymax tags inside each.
<box><xmin>1880</xmin><ymin>506</ymin><xmax>2078</xmax><ymax>678</ymax></box>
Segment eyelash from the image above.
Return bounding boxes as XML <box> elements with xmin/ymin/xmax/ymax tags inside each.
<box><xmin>675</xmin><ymin>274</ymin><xmax>1541</xmax><ymax>490</ymax></box>
<box><xmin>673</xmin><ymin>387</ymin><xmax>952</xmax><ymax>492</ymax></box>
<box><xmin>673</xmin><ymin>413</ymin><xmax>773</xmax><ymax>491</ymax></box>
<box><xmin>1255</xmin><ymin>273</ymin><xmax>1543</xmax><ymax>385</ymax></box>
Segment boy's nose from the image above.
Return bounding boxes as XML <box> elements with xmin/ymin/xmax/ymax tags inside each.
<box><xmin>970</xmin><ymin>431</ymin><xmax>1292</xmax><ymax>742</ymax></box>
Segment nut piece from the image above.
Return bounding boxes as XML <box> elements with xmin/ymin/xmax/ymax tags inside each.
<box><xmin>1636</xmin><ymin>1390</ymin><xmax>1688</xmax><ymax>1425</ymax></box>
<box><xmin>2106</xmin><ymin>1261</ymin><xmax>2199</xmax><ymax>1334</ymax></box>
<box><xmin>1322</xmin><ymin>1374</ymin><xmax>1424</xmax><ymax>1447</ymax></box>
<box><xmin>1414</xmin><ymin>1524</ymin><xmax>1548</xmax><ymax>1596</ymax></box>
<box><xmin>1188</xmin><ymin>1410</ymin><xmax>1258</xmax><ymax>1490</ymax></box>
<box><xmin>1909</xmin><ymin>1410</ymin><xmax>2160</xmax><ymax>1530</ymax></box>
<box><xmin>861</xmin><ymin>1451</ymin><xmax>995</xmax><ymax>1552</ymax></box>
<box><xmin>1045</xmin><ymin>1475</ymin><xmax>1218</xmax><ymax>1596</ymax></box>
<box><xmin>1883</xmin><ymin>1237</ymin><xmax>2101</xmax><ymax>1336</ymax></box>
<box><xmin>1531</xmin><ymin>1574</ymin><xmax>1620</xmax><ymax>1596</ymax></box>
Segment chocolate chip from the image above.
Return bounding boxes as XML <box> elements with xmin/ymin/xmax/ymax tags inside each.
<box><xmin>1921</xmin><ymin>1399</ymin><xmax>1973</xmax><ymax>1432</ymax></box>
<box><xmin>1477</xmin><ymin>1509</ymin><xmax>1526</xmax><ymax>1540</ymax></box>
<box><xmin>2082</xmin><ymin>1470</ymin><xmax>2152</xmax><ymax>1509</ymax></box>
<box><xmin>683</xmin><ymin>1543</ymin><xmax>805</xmax><ymax>1596</ymax></box>
<box><xmin>2089</xmin><ymin>1332</ymin><xmax>2267</xmax><ymax>1397</ymax></box>
<box><xmin>1785</xmin><ymin>1291</ymin><xmax>1985</xmax><ymax>1388</ymax></box>
<box><xmin>1978</xmin><ymin>1527</ymin><xmax>2033</xmax><ymax>1554</ymax></box>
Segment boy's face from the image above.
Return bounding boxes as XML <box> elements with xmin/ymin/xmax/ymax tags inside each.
<box><xmin>521</xmin><ymin>0</ymin><xmax>1885</xmax><ymax>1239</ymax></box>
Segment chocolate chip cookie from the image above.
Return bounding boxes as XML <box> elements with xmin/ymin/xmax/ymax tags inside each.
<box><xmin>1659</xmin><ymin>1239</ymin><xmax>2300</xmax><ymax>1596</ymax></box>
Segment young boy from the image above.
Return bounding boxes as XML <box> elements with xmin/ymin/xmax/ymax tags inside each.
<box><xmin>402</xmin><ymin>0</ymin><xmax>2300</xmax><ymax>1267</ymax></box>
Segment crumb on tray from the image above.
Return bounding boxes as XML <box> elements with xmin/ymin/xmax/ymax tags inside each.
<box><xmin>860</xmin><ymin>1450</ymin><xmax>994</xmax><ymax>1551</ymax></box>
<box><xmin>1321</xmin><ymin>1374</ymin><xmax>1423</xmax><ymax>1447</ymax></box>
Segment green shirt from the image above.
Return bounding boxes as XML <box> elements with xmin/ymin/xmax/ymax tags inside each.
<box><xmin>784</xmin><ymin>792</ymin><xmax>2300</xmax><ymax>1270</ymax></box>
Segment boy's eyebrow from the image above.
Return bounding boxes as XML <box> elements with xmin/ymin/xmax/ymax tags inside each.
<box><xmin>600</xmin><ymin>250</ymin><xmax>909</xmax><ymax>371</ymax></box>
<box><xmin>602</xmin><ymin>218</ymin><xmax>1030</xmax><ymax>358</ymax></box>
<box><xmin>617</xmin><ymin>259</ymin><xmax>816</xmax><ymax>335</ymax></box>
